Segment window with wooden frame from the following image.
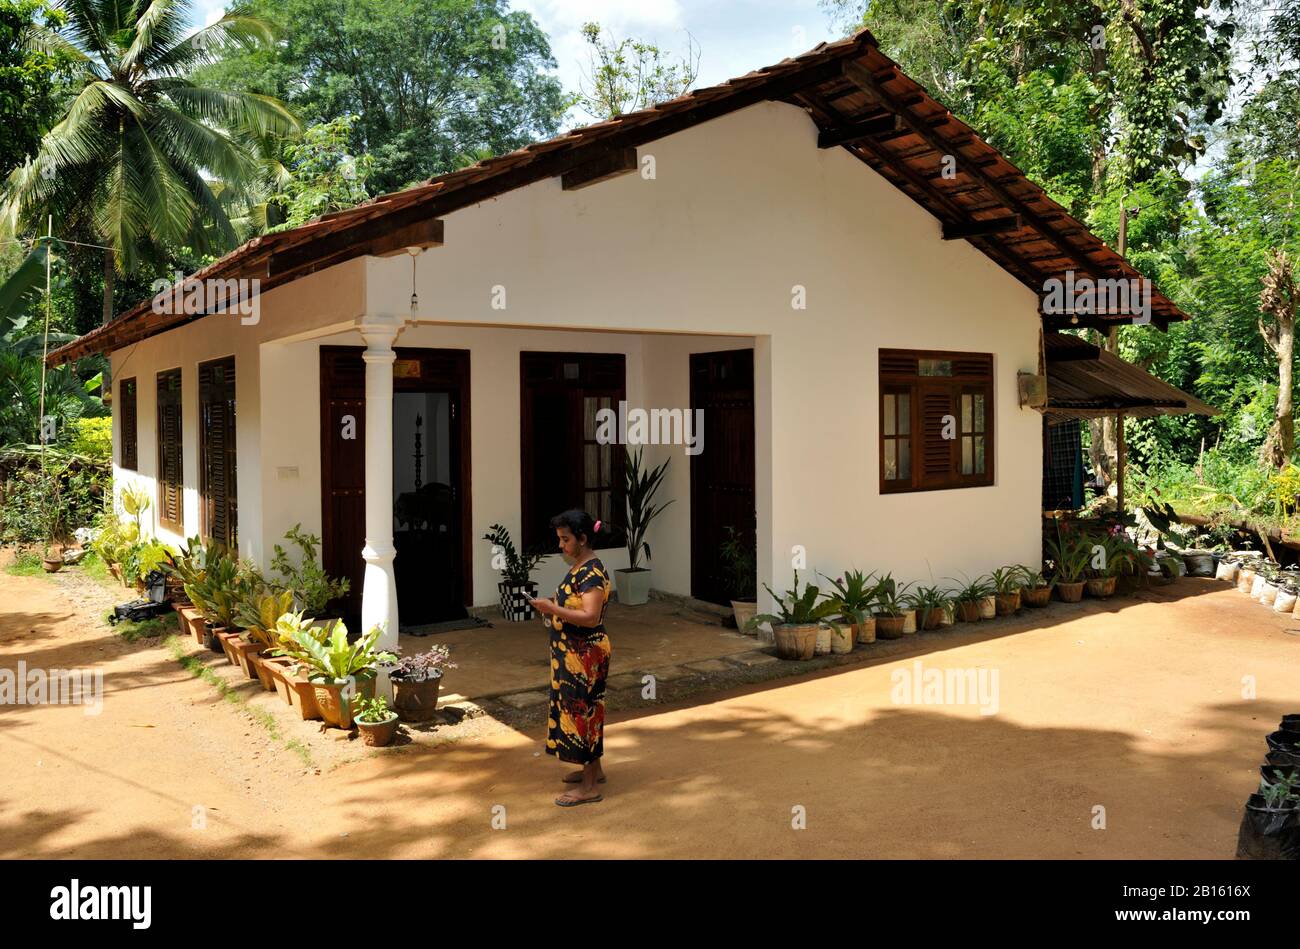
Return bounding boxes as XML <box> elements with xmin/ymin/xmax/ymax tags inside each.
<box><xmin>879</xmin><ymin>349</ymin><xmax>994</xmax><ymax>493</ymax></box>
<box><xmin>520</xmin><ymin>352</ymin><xmax>626</xmax><ymax>551</ymax></box>
<box><xmin>119</xmin><ymin>377</ymin><xmax>138</xmax><ymax>471</ymax></box>
<box><xmin>156</xmin><ymin>368</ymin><xmax>183</xmax><ymax>533</ymax></box>
<box><xmin>198</xmin><ymin>357</ymin><xmax>237</xmax><ymax>549</ymax></box>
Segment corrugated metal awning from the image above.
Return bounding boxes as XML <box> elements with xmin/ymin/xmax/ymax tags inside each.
<box><xmin>1044</xmin><ymin>332</ymin><xmax>1218</xmax><ymax>421</ymax></box>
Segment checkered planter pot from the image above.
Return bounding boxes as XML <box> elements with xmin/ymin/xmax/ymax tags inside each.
<box><xmin>499</xmin><ymin>581</ymin><xmax>537</xmax><ymax>622</ymax></box>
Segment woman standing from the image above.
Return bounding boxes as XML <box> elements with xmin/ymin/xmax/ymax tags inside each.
<box><xmin>530</xmin><ymin>509</ymin><xmax>612</xmax><ymax>807</ymax></box>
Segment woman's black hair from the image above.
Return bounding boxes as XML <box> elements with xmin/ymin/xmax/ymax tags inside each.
<box><xmin>549</xmin><ymin>509</ymin><xmax>604</xmax><ymax>546</ymax></box>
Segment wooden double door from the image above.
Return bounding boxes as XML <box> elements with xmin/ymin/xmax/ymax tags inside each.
<box><xmin>320</xmin><ymin>347</ymin><xmax>471</xmax><ymax>629</ymax></box>
<box><xmin>690</xmin><ymin>349</ymin><xmax>756</xmax><ymax>606</ymax></box>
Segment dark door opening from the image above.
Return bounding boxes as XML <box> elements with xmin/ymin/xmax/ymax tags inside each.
<box><xmin>321</xmin><ymin>347</ymin><xmax>471</xmax><ymax>632</ymax></box>
<box><xmin>690</xmin><ymin>349</ymin><xmax>756</xmax><ymax>606</ymax></box>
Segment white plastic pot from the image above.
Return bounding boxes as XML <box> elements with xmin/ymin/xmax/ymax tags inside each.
<box><xmin>1274</xmin><ymin>590</ymin><xmax>1297</xmax><ymax>613</ymax></box>
<box><xmin>1260</xmin><ymin>582</ymin><xmax>1280</xmax><ymax>607</ymax></box>
<box><xmin>1215</xmin><ymin>561</ymin><xmax>1239</xmax><ymax>583</ymax></box>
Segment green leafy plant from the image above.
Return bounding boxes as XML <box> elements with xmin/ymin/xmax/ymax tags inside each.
<box><xmin>719</xmin><ymin>525</ymin><xmax>757</xmax><ymax>601</ymax></box>
<box><xmin>275</xmin><ymin>618</ymin><xmax>396</xmax><ymax>683</ymax></box>
<box><xmin>482</xmin><ymin>523</ymin><xmax>549</xmax><ymax>585</ymax></box>
<box><xmin>352</xmin><ymin>694</ymin><xmax>396</xmax><ymax>724</ymax></box>
<box><xmin>1045</xmin><ymin>524</ymin><xmax>1092</xmax><ymax>583</ymax></box>
<box><xmin>235</xmin><ymin>588</ymin><xmax>296</xmax><ymax>647</ymax></box>
<box><xmin>872</xmin><ymin>573</ymin><xmax>915</xmax><ymax>617</ymax></box>
<box><xmin>271</xmin><ymin>524</ymin><xmax>350</xmax><ymax>617</ymax></box>
<box><xmin>621</xmin><ymin>446</ymin><xmax>673</xmax><ymax>571</ymax></box>
<box><xmin>821</xmin><ymin>569</ymin><xmax>877</xmax><ymax>623</ymax></box>
<box><xmin>990</xmin><ymin>565</ymin><xmax>1025</xmax><ymax>595</ymax></box>
<box><xmin>745</xmin><ymin>571</ymin><xmax>841</xmax><ymax>631</ymax></box>
<box><xmin>1259</xmin><ymin>772</ymin><xmax>1300</xmax><ymax>809</ymax></box>
<box><xmin>907</xmin><ymin>584</ymin><xmax>953</xmax><ymax>614</ymax></box>
<box><xmin>1017</xmin><ymin>565</ymin><xmax>1054</xmax><ymax>591</ymax></box>
<box><xmin>119</xmin><ymin>483</ymin><xmax>151</xmax><ymax>535</ymax></box>
<box><xmin>947</xmin><ymin>573</ymin><xmax>995</xmax><ymax>604</ymax></box>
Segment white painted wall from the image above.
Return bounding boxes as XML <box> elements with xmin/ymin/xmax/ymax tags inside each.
<box><xmin>107</xmin><ymin>99</ymin><xmax>1044</xmax><ymax>613</ymax></box>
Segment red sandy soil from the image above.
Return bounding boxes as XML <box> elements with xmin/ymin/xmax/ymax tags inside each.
<box><xmin>1</xmin><ymin>566</ymin><xmax>1297</xmax><ymax>859</ymax></box>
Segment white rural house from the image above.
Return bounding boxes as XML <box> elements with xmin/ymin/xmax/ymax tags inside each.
<box><xmin>49</xmin><ymin>29</ymin><xmax>1191</xmax><ymax>646</ymax></box>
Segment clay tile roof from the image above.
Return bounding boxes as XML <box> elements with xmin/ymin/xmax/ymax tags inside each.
<box><xmin>48</xmin><ymin>26</ymin><xmax>1189</xmax><ymax>366</ymax></box>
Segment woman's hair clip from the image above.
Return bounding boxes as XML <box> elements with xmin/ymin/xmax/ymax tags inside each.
<box><xmin>593</xmin><ymin>519</ymin><xmax>602</xmax><ymax>533</ymax></box>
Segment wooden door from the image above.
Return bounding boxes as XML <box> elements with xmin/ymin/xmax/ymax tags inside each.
<box><xmin>690</xmin><ymin>350</ymin><xmax>756</xmax><ymax>605</ymax></box>
<box><xmin>320</xmin><ymin>347</ymin><xmax>471</xmax><ymax>629</ymax></box>
<box><xmin>320</xmin><ymin>348</ymin><xmax>366</xmax><ymax>623</ymax></box>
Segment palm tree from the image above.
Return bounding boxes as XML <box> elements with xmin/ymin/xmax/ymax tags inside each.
<box><xmin>0</xmin><ymin>0</ymin><xmax>299</xmax><ymax>325</ymax></box>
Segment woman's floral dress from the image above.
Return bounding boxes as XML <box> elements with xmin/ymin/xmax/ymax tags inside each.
<box><xmin>545</xmin><ymin>557</ymin><xmax>612</xmax><ymax>764</ymax></box>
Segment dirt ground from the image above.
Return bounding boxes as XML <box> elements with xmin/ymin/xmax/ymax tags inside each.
<box><xmin>1</xmin><ymin>564</ymin><xmax>1297</xmax><ymax>859</ymax></box>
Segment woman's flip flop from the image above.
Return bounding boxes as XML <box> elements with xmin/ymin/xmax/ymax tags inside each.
<box><xmin>555</xmin><ymin>793</ymin><xmax>603</xmax><ymax>807</ymax></box>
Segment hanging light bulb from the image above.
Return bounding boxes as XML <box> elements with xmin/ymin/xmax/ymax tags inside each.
<box><xmin>406</xmin><ymin>246</ymin><xmax>423</xmax><ymax>313</ymax></box>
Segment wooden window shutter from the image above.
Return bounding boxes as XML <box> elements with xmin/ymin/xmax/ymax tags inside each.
<box><xmin>156</xmin><ymin>369</ymin><xmax>183</xmax><ymax>532</ymax></box>
<box><xmin>120</xmin><ymin>378</ymin><xmax>138</xmax><ymax>471</ymax></box>
<box><xmin>880</xmin><ymin>349</ymin><xmax>994</xmax><ymax>493</ymax></box>
<box><xmin>199</xmin><ymin>357</ymin><xmax>237</xmax><ymax>548</ymax></box>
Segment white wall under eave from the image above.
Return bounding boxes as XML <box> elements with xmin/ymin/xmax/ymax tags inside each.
<box><xmin>362</xmin><ymin>99</ymin><xmax>1043</xmax><ymax>598</ymax></box>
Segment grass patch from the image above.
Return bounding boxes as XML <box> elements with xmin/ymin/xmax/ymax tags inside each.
<box><xmin>5</xmin><ymin>549</ymin><xmax>44</xmax><ymax>577</ymax></box>
<box><xmin>111</xmin><ymin>614</ymin><xmax>176</xmax><ymax>643</ymax></box>
<box><xmin>163</xmin><ymin>635</ymin><xmax>315</xmax><ymax>769</ymax></box>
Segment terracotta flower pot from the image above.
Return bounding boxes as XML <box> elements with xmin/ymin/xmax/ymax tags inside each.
<box><xmin>357</xmin><ymin>713</ymin><xmax>400</xmax><ymax>747</ymax></box>
<box><xmin>956</xmin><ymin>600</ymin><xmax>982</xmax><ymax>622</ymax></box>
<box><xmin>731</xmin><ymin>600</ymin><xmax>758</xmax><ymax>633</ymax></box>
<box><xmin>855</xmin><ymin>616</ymin><xmax>877</xmax><ymax>644</ymax></box>
<box><xmin>1085</xmin><ymin>576</ymin><xmax>1117</xmax><ymax>598</ymax></box>
<box><xmin>773</xmin><ymin>623</ymin><xmax>819</xmax><ymax>660</ymax></box>
<box><xmin>311</xmin><ymin>674</ymin><xmax>378</xmax><ymax>729</ymax></box>
<box><xmin>232</xmin><ymin>638</ymin><xmax>267</xmax><ymax>679</ymax></box>
<box><xmin>41</xmin><ymin>556</ymin><xmax>63</xmax><ymax>573</ymax></box>
<box><xmin>920</xmin><ymin>607</ymin><xmax>946</xmax><ymax>630</ymax></box>
<box><xmin>216</xmin><ymin>629</ymin><xmax>242</xmax><ymax>665</ymax></box>
<box><xmin>391</xmin><ymin>673</ymin><xmax>443</xmax><ymax>722</ymax></box>
<box><xmin>994</xmin><ymin>591</ymin><xmax>1021</xmax><ymax>615</ymax></box>
<box><xmin>253</xmin><ymin>654</ymin><xmax>289</xmax><ymax>692</ymax></box>
<box><xmin>1056</xmin><ymin>581</ymin><xmax>1085</xmax><ymax>603</ymax></box>
<box><xmin>204</xmin><ymin>623</ymin><xmax>228</xmax><ymax>653</ymax></box>
<box><xmin>1022</xmin><ymin>585</ymin><xmax>1052</xmax><ymax>608</ymax></box>
<box><xmin>874</xmin><ymin>614</ymin><xmax>907</xmax><ymax>639</ymax></box>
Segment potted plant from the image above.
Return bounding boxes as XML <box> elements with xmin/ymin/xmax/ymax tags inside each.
<box><xmin>270</xmin><ymin>524</ymin><xmax>349</xmax><ymax>620</ymax></box>
<box><xmin>1238</xmin><ymin>774</ymin><xmax>1300</xmax><ymax>860</ymax></box>
<box><xmin>948</xmin><ymin>573</ymin><xmax>995</xmax><ymax>622</ymax></box>
<box><xmin>822</xmin><ymin>569</ymin><xmax>877</xmax><ymax>645</ymax></box>
<box><xmin>614</xmin><ymin>446</ymin><xmax>673</xmax><ymax>606</ymax></box>
<box><xmin>482</xmin><ymin>523</ymin><xmax>549</xmax><ymax>621</ymax></box>
<box><xmin>234</xmin><ymin>588</ymin><xmax>295</xmax><ymax>681</ymax></box>
<box><xmin>353</xmin><ymin>695</ymin><xmax>401</xmax><ymax>747</ymax></box>
<box><xmin>989</xmin><ymin>566</ymin><xmax>1024</xmax><ymax>615</ymax></box>
<box><xmin>1019</xmin><ymin>566</ymin><xmax>1054</xmax><ymax>607</ymax></box>
<box><xmin>1084</xmin><ymin>535</ymin><xmax>1120</xmax><ymax>599</ymax></box>
<box><xmin>1046</xmin><ymin>528</ymin><xmax>1090</xmax><ymax>602</ymax></box>
<box><xmin>389</xmin><ymin>644</ymin><xmax>458</xmax><ymax>722</ymax></box>
<box><xmin>871</xmin><ymin>574</ymin><xmax>913</xmax><ymax>639</ymax></box>
<box><xmin>274</xmin><ymin>617</ymin><xmax>396</xmax><ymax>728</ymax></box>
<box><xmin>23</xmin><ymin>462</ymin><xmax>68</xmax><ymax>572</ymax></box>
<box><xmin>745</xmin><ymin>572</ymin><xmax>841</xmax><ymax>660</ymax></box>
<box><xmin>908</xmin><ymin>585</ymin><xmax>954</xmax><ymax>630</ymax></box>
<box><xmin>720</xmin><ymin>526</ymin><xmax>758</xmax><ymax>631</ymax></box>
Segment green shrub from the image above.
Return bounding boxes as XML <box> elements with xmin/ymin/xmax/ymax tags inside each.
<box><xmin>70</xmin><ymin>417</ymin><xmax>112</xmax><ymax>463</ymax></box>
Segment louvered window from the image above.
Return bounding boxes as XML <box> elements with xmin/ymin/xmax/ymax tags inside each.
<box><xmin>198</xmin><ymin>357</ymin><xmax>237</xmax><ymax>549</ymax></box>
<box><xmin>879</xmin><ymin>349</ymin><xmax>994</xmax><ymax>493</ymax></box>
<box><xmin>156</xmin><ymin>368</ymin><xmax>183</xmax><ymax>532</ymax></box>
<box><xmin>119</xmin><ymin>377</ymin><xmax>138</xmax><ymax>471</ymax></box>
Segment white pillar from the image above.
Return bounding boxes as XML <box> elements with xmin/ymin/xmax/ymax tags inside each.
<box><xmin>358</xmin><ymin>313</ymin><xmax>404</xmax><ymax>655</ymax></box>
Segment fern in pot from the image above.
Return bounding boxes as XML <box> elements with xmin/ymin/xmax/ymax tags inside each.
<box><xmin>615</xmin><ymin>447</ymin><xmax>673</xmax><ymax>606</ymax></box>
<box><xmin>483</xmin><ymin>524</ymin><xmax>549</xmax><ymax>621</ymax></box>
<box><xmin>721</xmin><ymin>526</ymin><xmax>758</xmax><ymax>631</ymax></box>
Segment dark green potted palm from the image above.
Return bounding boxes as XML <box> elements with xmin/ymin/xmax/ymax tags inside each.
<box><xmin>483</xmin><ymin>524</ymin><xmax>549</xmax><ymax>621</ymax></box>
<box><xmin>721</xmin><ymin>526</ymin><xmax>757</xmax><ymax>630</ymax></box>
<box><xmin>615</xmin><ymin>447</ymin><xmax>673</xmax><ymax>606</ymax></box>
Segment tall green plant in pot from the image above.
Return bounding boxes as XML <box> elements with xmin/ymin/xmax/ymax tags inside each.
<box><xmin>720</xmin><ymin>525</ymin><xmax>758</xmax><ymax>630</ymax></box>
<box><xmin>744</xmin><ymin>572</ymin><xmax>841</xmax><ymax>661</ymax></box>
<box><xmin>483</xmin><ymin>524</ymin><xmax>549</xmax><ymax>621</ymax></box>
<box><xmin>615</xmin><ymin>447</ymin><xmax>673</xmax><ymax>606</ymax></box>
